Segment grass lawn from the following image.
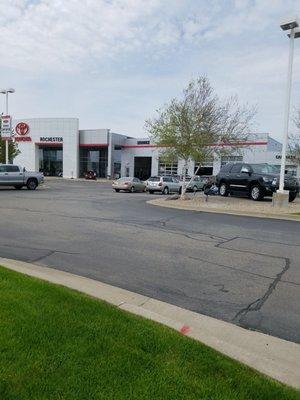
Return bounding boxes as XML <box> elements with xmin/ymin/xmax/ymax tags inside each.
<box><xmin>0</xmin><ymin>267</ymin><xmax>299</xmax><ymax>400</ymax></box>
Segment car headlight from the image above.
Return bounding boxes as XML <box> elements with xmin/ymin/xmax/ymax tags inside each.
<box><xmin>262</xmin><ymin>176</ymin><xmax>272</xmax><ymax>183</ymax></box>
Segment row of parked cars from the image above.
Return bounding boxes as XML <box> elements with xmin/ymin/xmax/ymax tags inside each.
<box><xmin>112</xmin><ymin>175</ymin><xmax>208</xmax><ymax>194</ymax></box>
<box><xmin>112</xmin><ymin>162</ymin><xmax>299</xmax><ymax>202</ymax></box>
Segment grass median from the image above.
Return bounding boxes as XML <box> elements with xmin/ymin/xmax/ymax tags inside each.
<box><xmin>0</xmin><ymin>266</ymin><xmax>299</xmax><ymax>400</ymax></box>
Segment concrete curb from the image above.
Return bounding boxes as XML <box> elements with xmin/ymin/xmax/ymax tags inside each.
<box><xmin>1</xmin><ymin>257</ymin><xmax>300</xmax><ymax>389</ymax></box>
<box><xmin>147</xmin><ymin>198</ymin><xmax>300</xmax><ymax>222</ymax></box>
<box><xmin>44</xmin><ymin>177</ymin><xmax>110</xmax><ymax>183</ymax></box>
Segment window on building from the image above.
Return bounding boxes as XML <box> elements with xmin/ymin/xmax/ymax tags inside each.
<box><xmin>79</xmin><ymin>147</ymin><xmax>108</xmax><ymax>178</ymax></box>
<box><xmin>114</xmin><ymin>162</ymin><xmax>121</xmax><ymax>178</ymax></box>
<box><xmin>158</xmin><ymin>158</ymin><xmax>178</xmax><ymax>175</ymax></box>
<box><xmin>137</xmin><ymin>140</ymin><xmax>150</xmax><ymax>145</ymax></box>
<box><xmin>221</xmin><ymin>155</ymin><xmax>243</xmax><ymax>166</ymax></box>
<box><xmin>114</xmin><ymin>145</ymin><xmax>122</xmax><ymax>150</ymax></box>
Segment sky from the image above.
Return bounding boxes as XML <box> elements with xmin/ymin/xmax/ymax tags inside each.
<box><xmin>0</xmin><ymin>0</ymin><xmax>300</xmax><ymax>141</ymax></box>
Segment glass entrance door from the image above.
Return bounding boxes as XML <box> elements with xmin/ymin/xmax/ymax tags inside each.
<box><xmin>39</xmin><ymin>147</ymin><xmax>63</xmax><ymax>176</ymax></box>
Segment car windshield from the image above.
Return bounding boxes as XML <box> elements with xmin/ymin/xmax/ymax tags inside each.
<box><xmin>250</xmin><ymin>164</ymin><xmax>280</xmax><ymax>174</ymax></box>
<box><xmin>148</xmin><ymin>177</ymin><xmax>160</xmax><ymax>182</ymax></box>
<box><xmin>117</xmin><ymin>177</ymin><xmax>132</xmax><ymax>182</ymax></box>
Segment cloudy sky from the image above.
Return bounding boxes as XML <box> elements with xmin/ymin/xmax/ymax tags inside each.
<box><xmin>1</xmin><ymin>0</ymin><xmax>300</xmax><ymax>140</ymax></box>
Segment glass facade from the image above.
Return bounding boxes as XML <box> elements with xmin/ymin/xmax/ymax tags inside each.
<box><xmin>79</xmin><ymin>147</ymin><xmax>108</xmax><ymax>178</ymax></box>
<box><xmin>39</xmin><ymin>147</ymin><xmax>63</xmax><ymax>176</ymax></box>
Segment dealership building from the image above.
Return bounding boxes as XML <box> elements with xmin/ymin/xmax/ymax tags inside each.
<box><xmin>11</xmin><ymin>117</ymin><xmax>299</xmax><ymax>179</ymax></box>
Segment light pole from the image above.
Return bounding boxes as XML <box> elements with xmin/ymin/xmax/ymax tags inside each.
<box><xmin>0</xmin><ymin>88</ymin><xmax>15</xmax><ymax>164</ymax></box>
<box><xmin>277</xmin><ymin>20</ymin><xmax>299</xmax><ymax>199</ymax></box>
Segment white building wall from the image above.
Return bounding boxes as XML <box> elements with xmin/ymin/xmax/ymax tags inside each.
<box><xmin>14</xmin><ymin>136</ymin><xmax>37</xmax><ymax>171</ymax></box>
<box><xmin>79</xmin><ymin>129</ymin><xmax>108</xmax><ymax>145</ymax></box>
<box><xmin>13</xmin><ymin>118</ymin><xmax>79</xmax><ymax>178</ymax></box>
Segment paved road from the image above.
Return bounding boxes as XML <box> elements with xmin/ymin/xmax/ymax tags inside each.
<box><xmin>0</xmin><ymin>179</ymin><xmax>299</xmax><ymax>343</ymax></box>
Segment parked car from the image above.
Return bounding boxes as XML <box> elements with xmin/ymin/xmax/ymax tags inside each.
<box><xmin>0</xmin><ymin>164</ymin><xmax>44</xmax><ymax>190</ymax></box>
<box><xmin>112</xmin><ymin>177</ymin><xmax>146</xmax><ymax>192</ymax></box>
<box><xmin>216</xmin><ymin>162</ymin><xmax>299</xmax><ymax>202</ymax></box>
<box><xmin>146</xmin><ymin>176</ymin><xmax>182</xmax><ymax>194</ymax></box>
<box><xmin>180</xmin><ymin>175</ymin><xmax>206</xmax><ymax>192</ymax></box>
<box><xmin>84</xmin><ymin>170</ymin><xmax>97</xmax><ymax>180</ymax></box>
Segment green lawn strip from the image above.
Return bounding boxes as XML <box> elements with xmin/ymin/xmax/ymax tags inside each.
<box><xmin>0</xmin><ymin>267</ymin><xmax>298</xmax><ymax>400</ymax></box>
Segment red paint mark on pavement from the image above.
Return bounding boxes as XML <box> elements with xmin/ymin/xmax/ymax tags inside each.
<box><xmin>180</xmin><ymin>325</ymin><xmax>190</xmax><ymax>335</ymax></box>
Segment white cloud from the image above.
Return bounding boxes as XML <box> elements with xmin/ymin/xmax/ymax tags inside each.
<box><xmin>1</xmin><ymin>0</ymin><xmax>300</xmax><ymax>139</ymax></box>
<box><xmin>1</xmin><ymin>0</ymin><xmax>299</xmax><ymax>73</ymax></box>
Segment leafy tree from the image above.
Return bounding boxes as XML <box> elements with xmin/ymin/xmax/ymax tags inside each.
<box><xmin>0</xmin><ymin>140</ymin><xmax>20</xmax><ymax>163</ymax></box>
<box><xmin>0</xmin><ymin>118</ymin><xmax>20</xmax><ymax>163</ymax></box>
<box><xmin>145</xmin><ymin>77</ymin><xmax>255</xmax><ymax>197</ymax></box>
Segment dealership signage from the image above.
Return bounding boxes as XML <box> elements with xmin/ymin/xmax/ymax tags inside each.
<box><xmin>1</xmin><ymin>115</ymin><xmax>12</xmax><ymax>139</ymax></box>
<box><xmin>15</xmin><ymin>122</ymin><xmax>32</xmax><ymax>142</ymax></box>
<box><xmin>16</xmin><ymin>122</ymin><xmax>29</xmax><ymax>135</ymax></box>
<box><xmin>40</xmin><ymin>137</ymin><xmax>63</xmax><ymax>142</ymax></box>
<box><xmin>275</xmin><ymin>154</ymin><xmax>295</xmax><ymax>160</ymax></box>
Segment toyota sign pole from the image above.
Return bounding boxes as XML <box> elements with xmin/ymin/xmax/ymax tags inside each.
<box><xmin>0</xmin><ymin>88</ymin><xmax>15</xmax><ymax>164</ymax></box>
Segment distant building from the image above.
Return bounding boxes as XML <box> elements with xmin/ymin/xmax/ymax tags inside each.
<box><xmin>12</xmin><ymin>118</ymin><xmax>299</xmax><ymax>179</ymax></box>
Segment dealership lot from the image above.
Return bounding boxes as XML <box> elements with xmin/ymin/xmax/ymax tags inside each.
<box><xmin>0</xmin><ymin>179</ymin><xmax>299</xmax><ymax>343</ymax></box>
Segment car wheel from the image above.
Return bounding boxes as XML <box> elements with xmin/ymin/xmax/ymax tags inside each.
<box><xmin>250</xmin><ymin>184</ymin><xmax>263</xmax><ymax>201</ymax></box>
<box><xmin>115</xmin><ymin>189</ymin><xmax>120</xmax><ymax>192</ymax></box>
<box><xmin>14</xmin><ymin>186</ymin><xmax>22</xmax><ymax>190</ymax></box>
<box><xmin>178</xmin><ymin>186</ymin><xmax>182</xmax><ymax>195</ymax></box>
<box><xmin>27</xmin><ymin>179</ymin><xmax>38</xmax><ymax>190</ymax></box>
<box><xmin>162</xmin><ymin>186</ymin><xmax>169</xmax><ymax>195</ymax></box>
<box><xmin>289</xmin><ymin>192</ymin><xmax>297</xmax><ymax>203</ymax></box>
<box><xmin>219</xmin><ymin>182</ymin><xmax>229</xmax><ymax>197</ymax></box>
<box><xmin>130</xmin><ymin>186</ymin><xmax>135</xmax><ymax>193</ymax></box>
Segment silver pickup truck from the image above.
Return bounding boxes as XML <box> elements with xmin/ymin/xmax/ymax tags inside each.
<box><xmin>0</xmin><ymin>164</ymin><xmax>44</xmax><ymax>190</ymax></box>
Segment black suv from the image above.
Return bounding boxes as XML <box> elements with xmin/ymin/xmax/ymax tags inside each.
<box><xmin>216</xmin><ymin>163</ymin><xmax>299</xmax><ymax>202</ymax></box>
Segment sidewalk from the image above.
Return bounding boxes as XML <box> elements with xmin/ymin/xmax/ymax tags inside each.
<box><xmin>1</xmin><ymin>257</ymin><xmax>299</xmax><ymax>389</ymax></box>
<box><xmin>148</xmin><ymin>194</ymin><xmax>300</xmax><ymax>221</ymax></box>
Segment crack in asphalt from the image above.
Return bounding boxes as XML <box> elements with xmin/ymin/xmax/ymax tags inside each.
<box><xmin>0</xmin><ymin>243</ymin><xmax>80</xmax><ymax>260</ymax></box>
<box><xmin>30</xmin><ymin>250</ymin><xmax>56</xmax><ymax>263</ymax></box>
<box><xmin>0</xmin><ymin>204</ymin><xmax>231</xmax><ymax>244</ymax></box>
<box><xmin>188</xmin><ymin>255</ymin><xmax>277</xmax><ymax>281</ymax></box>
<box><xmin>233</xmin><ymin>258</ymin><xmax>290</xmax><ymax>322</ymax></box>
<box><xmin>216</xmin><ymin>239</ymin><xmax>292</xmax><ymax>323</ymax></box>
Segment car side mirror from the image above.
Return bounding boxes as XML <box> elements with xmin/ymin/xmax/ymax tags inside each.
<box><xmin>23</xmin><ymin>167</ymin><xmax>26</xmax><ymax>172</ymax></box>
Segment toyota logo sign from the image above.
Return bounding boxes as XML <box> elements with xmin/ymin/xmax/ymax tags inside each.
<box><xmin>16</xmin><ymin>122</ymin><xmax>29</xmax><ymax>136</ymax></box>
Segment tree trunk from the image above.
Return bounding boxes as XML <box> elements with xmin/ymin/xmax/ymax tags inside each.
<box><xmin>180</xmin><ymin>160</ymin><xmax>188</xmax><ymax>199</ymax></box>
<box><xmin>180</xmin><ymin>163</ymin><xmax>202</xmax><ymax>199</ymax></box>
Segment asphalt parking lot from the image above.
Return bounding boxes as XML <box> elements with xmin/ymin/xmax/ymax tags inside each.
<box><xmin>0</xmin><ymin>179</ymin><xmax>299</xmax><ymax>343</ymax></box>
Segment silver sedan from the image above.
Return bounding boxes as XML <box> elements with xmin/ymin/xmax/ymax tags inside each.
<box><xmin>112</xmin><ymin>177</ymin><xmax>146</xmax><ymax>193</ymax></box>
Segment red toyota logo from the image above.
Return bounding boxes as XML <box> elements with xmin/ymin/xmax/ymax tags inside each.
<box><xmin>16</xmin><ymin>122</ymin><xmax>29</xmax><ymax>136</ymax></box>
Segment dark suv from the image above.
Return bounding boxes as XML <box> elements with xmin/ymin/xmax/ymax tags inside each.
<box><xmin>216</xmin><ymin>163</ymin><xmax>299</xmax><ymax>202</ymax></box>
